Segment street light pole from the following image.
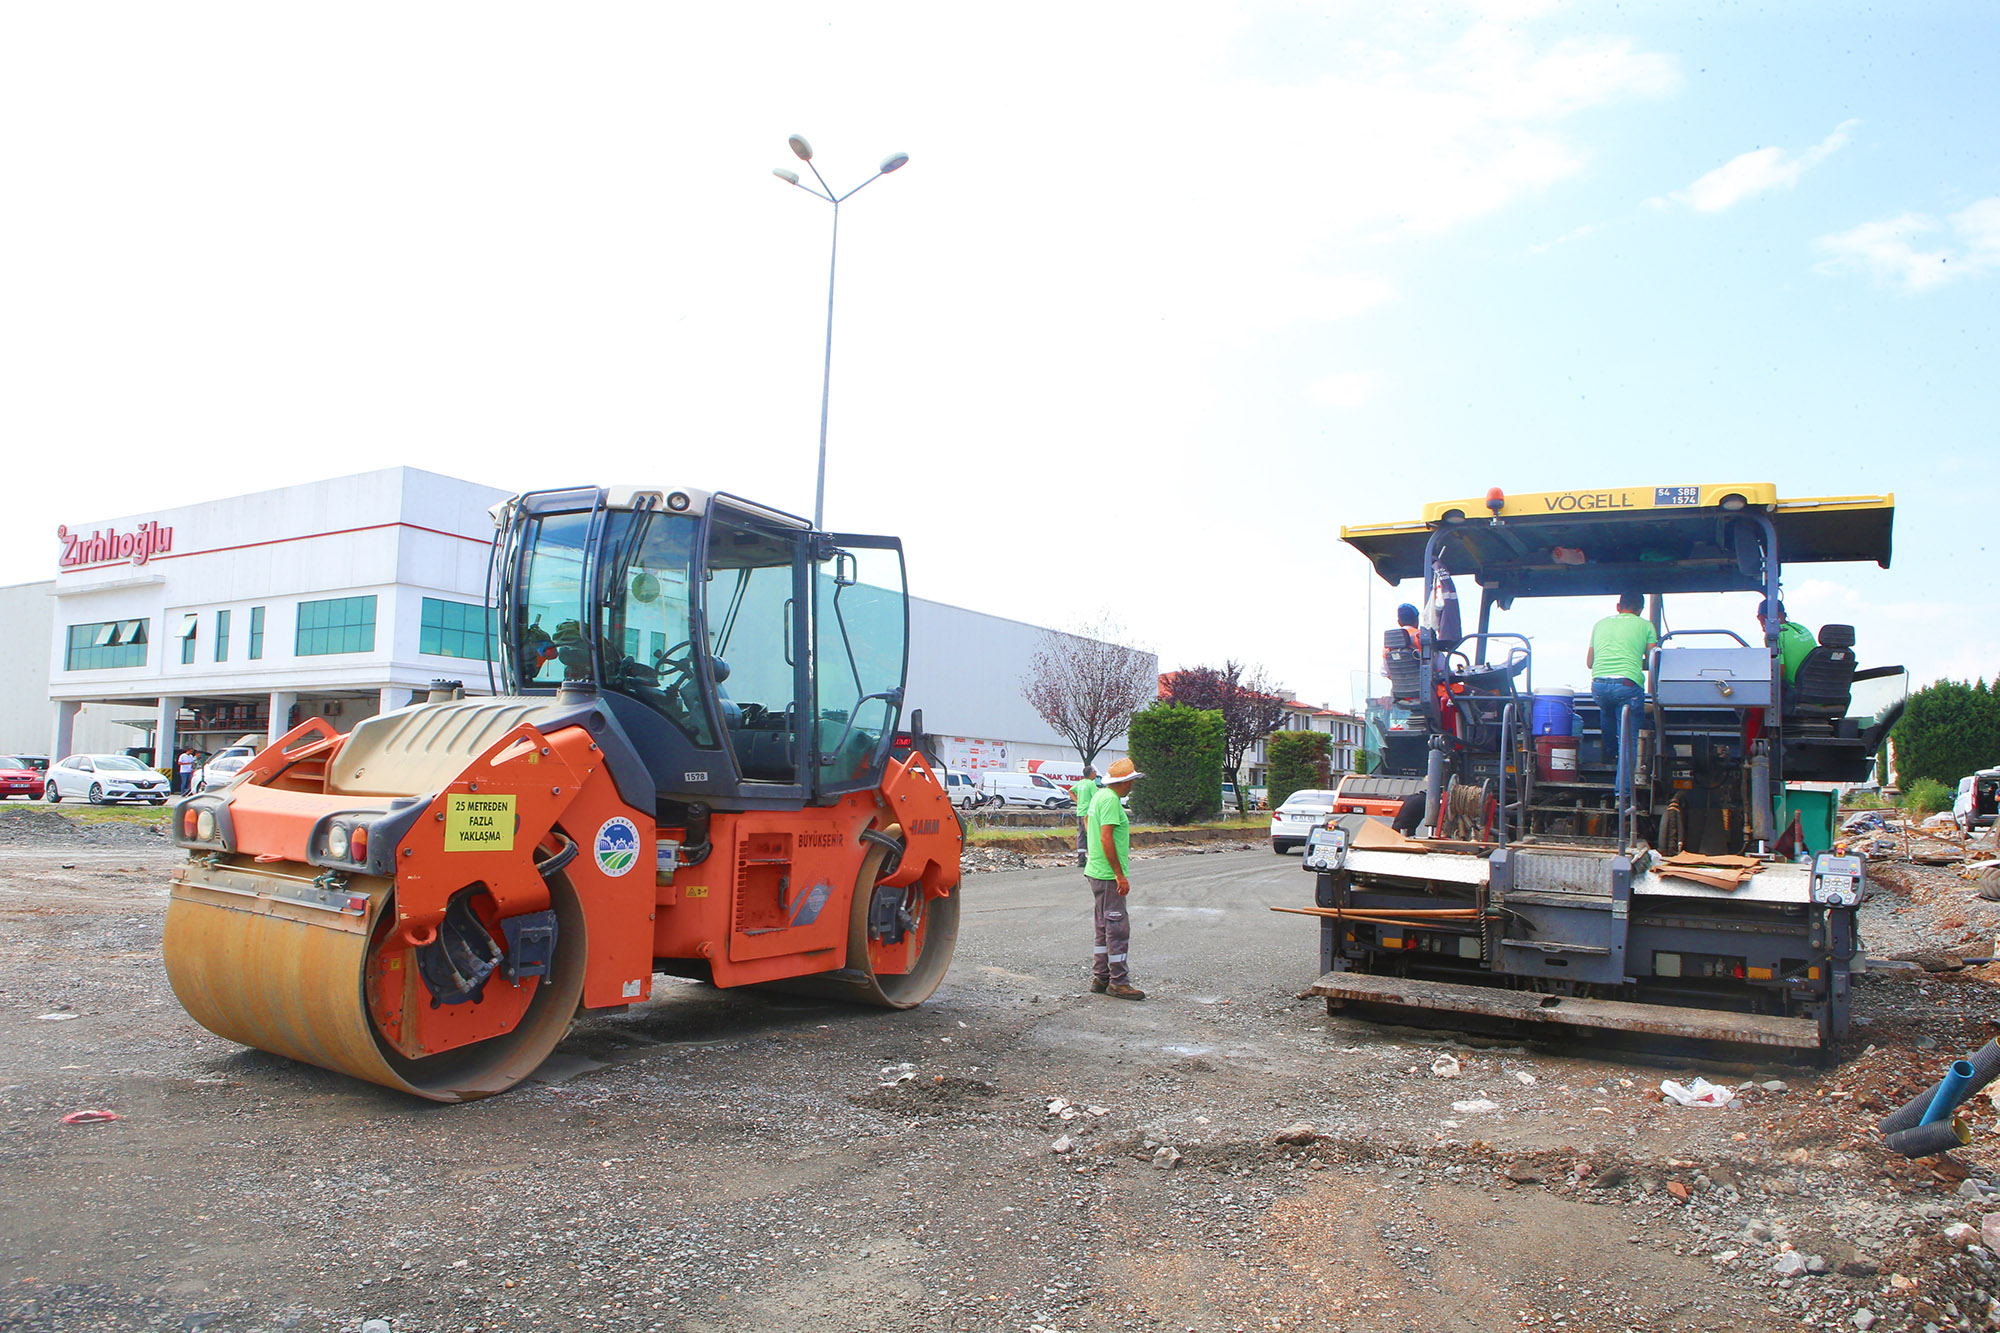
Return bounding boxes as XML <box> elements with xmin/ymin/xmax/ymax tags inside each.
<box><xmin>773</xmin><ymin>135</ymin><xmax>908</xmax><ymax>531</ymax></box>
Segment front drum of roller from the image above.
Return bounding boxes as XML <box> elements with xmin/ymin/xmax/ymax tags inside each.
<box><xmin>164</xmin><ymin>859</ymin><xmax>588</xmax><ymax>1102</ymax></box>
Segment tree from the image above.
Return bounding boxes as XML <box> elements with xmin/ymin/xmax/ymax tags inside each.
<box><xmin>1019</xmin><ymin>617</ymin><xmax>1157</xmax><ymax>766</ymax></box>
<box><xmin>1158</xmin><ymin>661</ymin><xmax>1290</xmax><ymax>811</ymax></box>
<box><xmin>1266</xmin><ymin>731</ymin><xmax>1332</xmax><ymax>811</ymax></box>
<box><xmin>1126</xmin><ymin>703</ymin><xmax>1225</xmax><ymax>825</ymax></box>
<box><xmin>1892</xmin><ymin>679</ymin><xmax>2000</xmax><ymax>789</ymax></box>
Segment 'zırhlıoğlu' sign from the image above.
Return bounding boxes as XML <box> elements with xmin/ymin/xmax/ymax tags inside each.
<box><xmin>57</xmin><ymin>520</ymin><xmax>174</xmax><ymax>569</ymax></box>
<box><xmin>444</xmin><ymin>793</ymin><xmax>516</xmax><ymax>851</ymax></box>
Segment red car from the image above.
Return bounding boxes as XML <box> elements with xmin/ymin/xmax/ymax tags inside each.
<box><xmin>0</xmin><ymin>756</ymin><xmax>46</xmax><ymax>801</ymax></box>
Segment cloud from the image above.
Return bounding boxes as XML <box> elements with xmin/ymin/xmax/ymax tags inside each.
<box><xmin>1529</xmin><ymin>222</ymin><xmax>1597</xmax><ymax>254</ymax></box>
<box><xmin>1813</xmin><ymin>197</ymin><xmax>2000</xmax><ymax>292</ymax></box>
<box><xmin>1657</xmin><ymin>120</ymin><xmax>1856</xmax><ymax>212</ymax></box>
<box><xmin>1305</xmin><ymin>372</ymin><xmax>1380</xmax><ymax>408</ymax></box>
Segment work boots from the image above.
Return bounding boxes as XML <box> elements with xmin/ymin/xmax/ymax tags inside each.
<box><xmin>1106</xmin><ymin>983</ymin><xmax>1146</xmax><ymax>1001</ymax></box>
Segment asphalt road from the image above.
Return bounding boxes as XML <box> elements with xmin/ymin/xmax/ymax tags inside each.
<box><xmin>2</xmin><ymin>837</ymin><xmax>1992</xmax><ymax>1333</ymax></box>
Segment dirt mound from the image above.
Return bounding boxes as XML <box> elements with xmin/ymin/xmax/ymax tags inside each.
<box><xmin>0</xmin><ymin>806</ymin><xmax>168</xmax><ymax>846</ymax></box>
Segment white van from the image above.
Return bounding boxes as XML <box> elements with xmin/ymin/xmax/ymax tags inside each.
<box><xmin>940</xmin><ymin>770</ymin><xmax>987</xmax><ymax>810</ymax></box>
<box><xmin>982</xmin><ymin>771</ymin><xmax>1072</xmax><ymax>808</ymax></box>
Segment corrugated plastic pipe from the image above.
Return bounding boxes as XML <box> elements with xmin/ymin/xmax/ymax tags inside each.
<box><xmin>1878</xmin><ymin>1040</ymin><xmax>2000</xmax><ymax>1137</ymax></box>
<box><xmin>1884</xmin><ymin>1118</ymin><xmax>1971</xmax><ymax>1159</ymax></box>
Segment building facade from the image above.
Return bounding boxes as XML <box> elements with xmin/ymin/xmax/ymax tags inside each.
<box><xmin>20</xmin><ymin>468</ymin><xmax>1146</xmax><ymax>774</ymax></box>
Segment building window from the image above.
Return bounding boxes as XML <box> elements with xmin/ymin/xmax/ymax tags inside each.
<box><xmin>215</xmin><ymin>609</ymin><xmax>231</xmax><ymax>663</ymax></box>
<box><xmin>419</xmin><ymin>597</ymin><xmax>495</xmax><ymax>661</ymax></box>
<box><xmin>296</xmin><ymin>596</ymin><xmax>377</xmax><ymax>656</ymax></box>
<box><xmin>65</xmin><ymin>619</ymin><xmax>149</xmax><ymax>671</ymax></box>
<box><xmin>248</xmin><ymin>605</ymin><xmax>265</xmax><ymax>659</ymax></box>
<box><xmin>178</xmin><ymin>612</ymin><xmax>199</xmax><ymax>664</ymax></box>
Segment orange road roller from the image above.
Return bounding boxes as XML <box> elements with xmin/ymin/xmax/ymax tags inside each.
<box><xmin>164</xmin><ymin>485</ymin><xmax>962</xmax><ymax>1101</ymax></box>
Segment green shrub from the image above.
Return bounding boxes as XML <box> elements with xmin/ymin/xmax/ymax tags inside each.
<box><xmin>1843</xmin><ymin>789</ymin><xmax>1886</xmax><ymax>810</ymax></box>
<box><xmin>1127</xmin><ymin>703</ymin><xmax>1224</xmax><ymax>826</ymax></box>
<box><xmin>1892</xmin><ymin>680</ymin><xmax>2000</xmax><ymax>789</ymax></box>
<box><xmin>1267</xmin><ymin>730</ymin><xmax>1332</xmax><ymax>812</ymax></box>
<box><xmin>1903</xmin><ymin>778</ymin><xmax>1954</xmax><ymax>818</ymax></box>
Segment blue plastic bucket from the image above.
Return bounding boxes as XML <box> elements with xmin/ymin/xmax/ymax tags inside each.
<box><xmin>1531</xmin><ymin>689</ymin><xmax>1577</xmax><ymax>737</ymax></box>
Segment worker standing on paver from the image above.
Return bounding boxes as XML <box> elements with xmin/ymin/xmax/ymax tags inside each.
<box><xmin>1085</xmin><ymin>758</ymin><xmax>1145</xmax><ymax>1000</ymax></box>
<box><xmin>1757</xmin><ymin>597</ymin><xmax>1818</xmax><ymax>684</ymax></box>
<box><xmin>1070</xmin><ymin>766</ymin><xmax>1099</xmax><ymax>868</ymax></box>
<box><xmin>1586</xmin><ymin>591</ymin><xmax>1657</xmax><ymax>774</ymax></box>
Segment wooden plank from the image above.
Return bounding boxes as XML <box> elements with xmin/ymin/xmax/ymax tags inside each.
<box><xmin>1309</xmin><ymin>971</ymin><xmax>1822</xmax><ymax>1048</ymax></box>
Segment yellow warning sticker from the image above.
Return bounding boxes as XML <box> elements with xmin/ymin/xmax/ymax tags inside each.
<box><xmin>684</xmin><ymin>884</ymin><xmax>709</xmax><ymax>899</ymax></box>
<box><xmin>444</xmin><ymin>793</ymin><xmax>516</xmax><ymax>852</ymax></box>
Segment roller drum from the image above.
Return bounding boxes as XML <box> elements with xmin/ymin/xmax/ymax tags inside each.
<box><xmin>164</xmin><ymin>859</ymin><xmax>587</xmax><ymax>1102</ymax></box>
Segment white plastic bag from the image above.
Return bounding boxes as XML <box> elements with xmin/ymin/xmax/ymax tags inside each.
<box><xmin>1660</xmin><ymin>1076</ymin><xmax>1732</xmax><ymax>1107</ymax></box>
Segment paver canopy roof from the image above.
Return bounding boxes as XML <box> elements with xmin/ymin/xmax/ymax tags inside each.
<box><xmin>1340</xmin><ymin>484</ymin><xmax>1893</xmax><ymax>598</ymax></box>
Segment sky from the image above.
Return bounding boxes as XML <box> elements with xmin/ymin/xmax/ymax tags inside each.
<box><xmin>3</xmin><ymin>0</ymin><xmax>1995</xmax><ymax>714</ymax></box>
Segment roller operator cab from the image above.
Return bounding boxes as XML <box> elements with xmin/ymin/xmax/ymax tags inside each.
<box><xmin>162</xmin><ymin>486</ymin><xmax>962</xmax><ymax>1101</ymax></box>
<box><xmin>1307</xmin><ymin>484</ymin><xmax>1904</xmax><ymax>1052</ymax></box>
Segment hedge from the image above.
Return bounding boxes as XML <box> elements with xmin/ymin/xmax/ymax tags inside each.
<box><xmin>1127</xmin><ymin>703</ymin><xmax>1224</xmax><ymax>826</ymax></box>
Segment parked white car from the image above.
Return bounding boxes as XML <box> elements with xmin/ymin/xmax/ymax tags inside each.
<box><xmin>982</xmin><ymin>771</ymin><xmax>1072</xmax><ymax>809</ymax></box>
<box><xmin>941</xmin><ymin>770</ymin><xmax>988</xmax><ymax>810</ymax></box>
<box><xmin>44</xmin><ymin>754</ymin><xmax>170</xmax><ymax>806</ymax></box>
<box><xmin>194</xmin><ymin>746</ymin><xmax>259</xmax><ymax>793</ymax></box>
<box><xmin>1270</xmin><ymin>788</ymin><xmax>1339</xmax><ymax>854</ymax></box>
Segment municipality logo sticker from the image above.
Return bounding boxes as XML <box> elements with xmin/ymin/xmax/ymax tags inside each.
<box><xmin>594</xmin><ymin>817</ymin><xmax>640</xmax><ymax>877</ymax></box>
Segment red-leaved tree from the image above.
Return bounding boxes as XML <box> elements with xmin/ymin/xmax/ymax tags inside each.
<box><xmin>1160</xmin><ymin>660</ymin><xmax>1290</xmax><ymax>809</ymax></box>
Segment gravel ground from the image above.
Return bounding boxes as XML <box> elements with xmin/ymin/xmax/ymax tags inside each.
<box><xmin>5</xmin><ymin>808</ymin><xmax>2000</xmax><ymax>1332</ymax></box>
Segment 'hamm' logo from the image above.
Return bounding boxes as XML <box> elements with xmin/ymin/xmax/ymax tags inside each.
<box><xmin>594</xmin><ymin>817</ymin><xmax>640</xmax><ymax>877</ymax></box>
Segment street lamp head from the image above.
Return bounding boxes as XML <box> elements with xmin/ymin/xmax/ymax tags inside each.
<box><xmin>880</xmin><ymin>152</ymin><xmax>910</xmax><ymax>173</ymax></box>
<box><xmin>788</xmin><ymin>134</ymin><xmax>814</xmax><ymax>161</ymax></box>
<box><xmin>772</xmin><ymin>168</ymin><xmax>800</xmax><ymax>184</ymax></box>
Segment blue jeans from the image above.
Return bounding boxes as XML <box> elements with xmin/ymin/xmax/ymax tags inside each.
<box><xmin>1592</xmin><ymin>677</ymin><xmax>1645</xmax><ymax>774</ymax></box>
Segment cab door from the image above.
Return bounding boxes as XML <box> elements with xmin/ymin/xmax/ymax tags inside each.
<box><xmin>810</xmin><ymin>534</ymin><xmax>908</xmax><ymax>801</ymax></box>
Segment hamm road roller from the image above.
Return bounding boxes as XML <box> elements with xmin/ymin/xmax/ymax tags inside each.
<box><xmin>164</xmin><ymin>485</ymin><xmax>962</xmax><ymax>1100</ymax></box>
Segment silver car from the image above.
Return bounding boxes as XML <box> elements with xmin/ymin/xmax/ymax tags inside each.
<box><xmin>1270</xmin><ymin>789</ymin><xmax>1339</xmax><ymax>854</ymax></box>
<box><xmin>44</xmin><ymin>754</ymin><xmax>171</xmax><ymax>806</ymax></box>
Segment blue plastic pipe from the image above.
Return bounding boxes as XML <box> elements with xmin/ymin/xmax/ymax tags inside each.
<box><xmin>1921</xmin><ymin>1060</ymin><xmax>1978</xmax><ymax>1126</ymax></box>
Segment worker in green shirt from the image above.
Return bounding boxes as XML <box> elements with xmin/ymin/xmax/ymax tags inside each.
<box><xmin>1586</xmin><ymin>591</ymin><xmax>1658</xmax><ymax>774</ymax></box>
<box><xmin>1757</xmin><ymin>598</ymin><xmax>1818</xmax><ymax>684</ymax></box>
<box><xmin>1084</xmin><ymin>758</ymin><xmax>1145</xmax><ymax>1000</ymax></box>
<box><xmin>1069</xmin><ymin>766</ymin><xmax>1099</xmax><ymax>868</ymax></box>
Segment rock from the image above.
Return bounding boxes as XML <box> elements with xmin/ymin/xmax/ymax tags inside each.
<box><xmin>1806</xmin><ymin>1255</ymin><xmax>1827</xmax><ymax>1274</ymax></box>
<box><xmin>1853</xmin><ymin>1310</ymin><xmax>1877</xmax><ymax>1331</ymax></box>
<box><xmin>1513</xmin><ymin>1070</ymin><xmax>1537</xmax><ymax>1086</ymax></box>
<box><xmin>1888</xmin><ymin>1273</ymin><xmax>1913</xmax><ymax>1291</ymax></box>
<box><xmin>1713</xmin><ymin>1248</ymin><xmax>1740</xmax><ymax>1265</ymax></box>
<box><xmin>1772</xmin><ymin>1251</ymin><xmax>1808</xmax><ymax>1278</ymax></box>
<box><xmin>361</xmin><ymin>1323</ymin><xmax>390</xmax><ymax>1333</ymax></box>
<box><xmin>1504</xmin><ymin>1164</ymin><xmax>1546</xmax><ymax>1184</ymax></box>
<box><xmin>1666</xmin><ymin>1180</ymin><xmax>1691</xmax><ymax>1202</ymax></box>
<box><xmin>1450</xmin><ymin>1098</ymin><xmax>1500</xmax><ymax>1114</ymax></box>
<box><xmin>1274</xmin><ymin>1122</ymin><xmax>1319</xmax><ymax>1146</ymax></box>
<box><xmin>1986</xmin><ymin>1215</ymin><xmax>2000</xmax><ymax>1250</ymax></box>
<box><xmin>1946</xmin><ymin>1222</ymin><xmax>1979</xmax><ymax>1248</ymax></box>
<box><xmin>1588</xmin><ymin>1164</ymin><xmax>1629</xmax><ymax>1189</ymax></box>
<box><xmin>1431</xmin><ymin>1054</ymin><xmax>1461</xmax><ymax>1078</ymax></box>
<box><xmin>1958</xmin><ymin>1178</ymin><xmax>1991</xmax><ymax>1201</ymax></box>
<box><xmin>1761</xmin><ymin>1079</ymin><xmax>1789</xmax><ymax>1093</ymax></box>
<box><xmin>1839</xmin><ymin>1259</ymin><xmax>1880</xmax><ymax>1279</ymax></box>
<box><xmin>1050</xmin><ymin>1135</ymin><xmax>1074</xmax><ymax>1154</ymax></box>
<box><xmin>1151</xmin><ymin>1145</ymin><xmax>1182</xmax><ymax>1169</ymax></box>
<box><xmin>1744</xmin><ymin>1221</ymin><xmax>1773</xmax><ymax>1242</ymax></box>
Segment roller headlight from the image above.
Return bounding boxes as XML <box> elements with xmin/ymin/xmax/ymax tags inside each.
<box><xmin>327</xmin><ymin>824</ymin><xmax>350</xmax><ymax>859</ymax></box>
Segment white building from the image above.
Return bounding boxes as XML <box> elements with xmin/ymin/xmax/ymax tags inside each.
<box><xmin>18</xmin><ymin>468</ymin><xmax>1146</xmax><ymax>774</ymax></box>
<box><xmin>42</xmin><ymin>468</ymin><xmax>512</xmax><ymax>766</ymax></box>
<box><xmin>1247</xmin><ymin>701</ymin><xmax>1365</xmax><ymax>784</ymax></box>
